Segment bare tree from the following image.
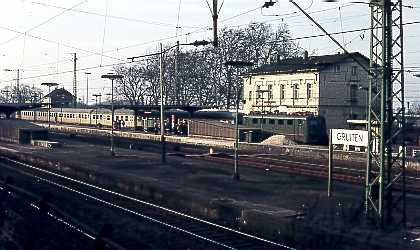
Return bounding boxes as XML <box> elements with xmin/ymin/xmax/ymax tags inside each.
<box><xmin>0</xmin><ymin>84</ymin><xmax>43</xmax><ymax>103</ymax></box>
<box><xmin>115</xmin><ymin>22</ymin><xmax>301</xmax><ymax>110</ymax></box>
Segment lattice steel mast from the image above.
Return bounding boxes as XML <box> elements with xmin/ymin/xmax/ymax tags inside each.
<box><xmin>365</xmin><ymin>0</ymin><xmax>405</xmax><ymax>226</ymax></box>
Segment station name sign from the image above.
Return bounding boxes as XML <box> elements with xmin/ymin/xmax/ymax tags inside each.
<box><xmin>331</xmin><ymin>129</ymin><xmax>368</xmax><ymax>147</ymax></box>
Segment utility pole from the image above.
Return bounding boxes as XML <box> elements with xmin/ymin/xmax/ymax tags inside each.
<box><xmin>93</xmin><ymin>94</ymin><xmax>102</xmax><ymax>126</ymax></box>
<box><xmin>73</xmin><ymin>53</ymin><xmax>77</xmax><ymax>107</ymax></box>
<box><xmin>224</xmin><ymin>61</ymin><xmax>254</xmax><ymax>181</ymax></box>
<box><xmin>263</xmin><ymin>0</ymin><xmax>406</xmax><ymax>227</ymax></box>
<box><xmin>16</xmin><ymin>69</ymin><xmax>20</xmax><ymax>103</ymax></box>
<box><xmin>85</xmin><ymin>72</ymin><xmax>91</xmax><ymax>106</ymax></box>
<box><xmin>175</xmin><ymin>41</ymin><xmax>180</xmax><ymax>105</ymax></box>
<box><xmin>41</xmin><ymin>82</ymin><xmax>58</xmax><ymax>129</ymax></box>
<box><xmin>101</xmin><ymin>74</ymin><xmax>124</xmax><ymax>157</ymax></box>
<box><xmin>365</xmin><ymin>0</ymin><xmax>406</xmax><ymax>227</ymax></box>
<box><xmin>160</xmin><ymin>43</ymin><xmax>166</xmax><ymax>163</ymax></box>
<box><xmin>212</xmin><ymin>0</ymin><xmax>218</xmax><ymax>47</ymax></box>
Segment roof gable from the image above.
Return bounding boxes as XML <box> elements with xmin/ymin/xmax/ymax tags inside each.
<box><xmin>44</xmin><ymin>88</ymin><xmax>75</xmax><ymax>98</ymax></box>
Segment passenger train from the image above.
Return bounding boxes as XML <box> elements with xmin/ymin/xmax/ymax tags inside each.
<box><xmin>19</xmin><ymin>108</ymin><xmax>328</xmax><ymax>145</ymax></box>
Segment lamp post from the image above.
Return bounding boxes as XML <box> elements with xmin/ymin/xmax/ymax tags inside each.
<box><xmin>159</xmin><ymin>43</ymin><xmax>166</xmax><ymax>163</ymax></box>
<box><xmin>85</xmin><ymin>72</ymin><xmax>91</xmax><ymax>105</ymax></box>
<box><xmin>101</xmin><ymin>74</ymin><xmax>124</xmax><ymax>157</ymax></box>
<box><xmin>224</xmin><ymin>61</ymin><xmax>254</xmax><ymax>181</ymax></box>
<box><xmin>41</xmin><ymin>82</ymin><xmax>59</xmax><ymax>129</ymax></box>
<box><xmin>1</xmin><ymin>90</ymin><xmax>10</xmax><ymax>103</ymax></box>
<box><xmin>93</xmin><ymin>93</ymin><xmax>102</xmax><ymax>126</ymax></box>
<box><xmin>56</xmin><ymin>93</ymin><xmax>66</xmax><ymax>124</ymax></box>
<box><xmin>3</xmin><ymin>69</ymin><xmax>20</xmax><ymax>103</ymax></box>
<box><xmin>127</xmin><ymin>40</ymin><xmax>211</xmax><ymax>163</ymax></box>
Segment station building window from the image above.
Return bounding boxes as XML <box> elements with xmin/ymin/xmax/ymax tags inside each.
<box><xmin>307</xmin><ymin>83</ymin><xmax>312</xmax><ymax>99</ymax></box>
<box><xmin>293</xmin><ymin>84</ymin><xmax>299</xmax><ymax>99</ymax></box>
<box><xmin>287</xmin><ymin>119</ymin><xmax>293</xmax><ymax>125</ymax></box>
<box><xmin>334</xmin><ymin>64</ymin><xmax>341</xmax><ymax>72</ymax></box>
<box><xmin>268</xmin><ymin>84</ymin><xmax>273</xmax><ymax>100</ymax></box>
<box><xmin>280</xmin><ymin>85</ymin><xmax>285</xmax><ymax>100</ymax></box>
<box><xmin>269</xmin><ymin>119</ymin><xmax>275</xmax><ymax>125</ymax></box>
<box><xmin>351</xmin><ymin>66</ymin><xmax>357</xmax><ymax>75</ymax></box>
<box><xmin>278</xmin><ymin>120</ymin><xmax>284</xmax><ymax>125</ymax></box>
<box><xmin>252</xmin><ymin>118</ymin><xmax>258</xmax><ymax>124</ymax></box>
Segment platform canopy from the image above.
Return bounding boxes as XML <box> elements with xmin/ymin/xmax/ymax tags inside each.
<box><xmin>0</xmin><ymin>103</ymin><xmax>43</xmax><ymax>118</ymax></box>
<box><xmin>98</xmin><ymin>104</ymin><xmax>205</xmax><ymax>114</ymax></box>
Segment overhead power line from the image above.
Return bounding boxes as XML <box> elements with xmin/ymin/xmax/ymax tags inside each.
<box><xmin>0</xmin><ymin>25</ymin><xmax>124</xmax><ymax>62</ymax></box>
<box><xmin>0</xmin><ymin>1</ymin><xmax>86</xmax><ymax>48</ymax></box>
<box><xmin>31</xmin><ymin>1</ymin><xmax>201</xmax><ymax>29</ymax></box>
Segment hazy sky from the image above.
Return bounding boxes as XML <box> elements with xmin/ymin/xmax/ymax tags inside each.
<box><xmin>0</xmin><ymin>0</ymin><xmax>419</xmax><ymax>104</ymax></box>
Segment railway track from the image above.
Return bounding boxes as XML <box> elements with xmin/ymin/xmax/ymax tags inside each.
<box><xmin>0</xmin><ymin>156</ymin><xmax>295</xmax><ymax>250</ymax></box>
<box><xmin>46</xmin><ymin>124</ymin><xmax>420</xmax><ymax>194</ymax></box>
<box><xmin>198</xmin><ymin>153</ymin><xmax>420</xmax><ymax>194</ymax></box>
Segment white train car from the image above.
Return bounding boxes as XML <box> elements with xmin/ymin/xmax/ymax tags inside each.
<box><xmin>20</xmin><ymin>108</ymin><xmax>138</xmax><ymax>129</ymax></box>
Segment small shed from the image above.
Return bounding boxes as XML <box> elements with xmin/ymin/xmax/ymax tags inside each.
<box><xmin>0</xmin><ymin>119</ymin><xmax>48</xmax><ymax>144</ymax></box>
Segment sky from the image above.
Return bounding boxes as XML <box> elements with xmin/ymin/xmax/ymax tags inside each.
<box><xmin>0</xmin><ymin>0</ymin><xmax>419</xmax><ymax>104</ymax></box>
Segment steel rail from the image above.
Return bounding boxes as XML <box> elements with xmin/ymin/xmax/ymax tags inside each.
<box><xmin>0</xmin><ymin>156</ymin><xmax>295</xmax><ymax>250</ymax></box>
<box><xmin>202</xmin><ymin>154</ymin><xmax>420</xmax><ymax>193</ymax></box>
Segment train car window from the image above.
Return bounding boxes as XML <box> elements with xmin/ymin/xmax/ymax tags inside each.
<box><xmin>262</xmin><ymin>119</ymin><xmax>267</xmax><ymax>124</ymax></box>
<box><xmin>278</xmin><ymin>120</ymin><xmax>284</xmax><ymax>125</ymax></box>
<box><xmin>100</xmin><ymin>115</ymin><xmax>103</xmax><ymax>120</ymax></box>
<box><xmin>287</xmin><ymin>119</ymin><xmax>293</xmax><ymax>125</ymax></box>
<box><xmin>107</xmin><ymin>115</ymin><xmax>110</xmax><ymax>120</ymax></box>
<box><xmin>298</xmin><ymin>120</ymin><xmax>303</xmax><ymax>126</ymax></box>
<box><xmin>252</xmin><ymin>118</ymin><xmax>258</xmax><ymax>124</ymax></box>
<box><xmin>269</xmin><ymin>119</ymin><xmax>275</xmax><ymax>124</ymax></box>
<box><xmin>125</xmin><ymin>116</ymin><xmax>129</xmax><ymax>121</ymax></box>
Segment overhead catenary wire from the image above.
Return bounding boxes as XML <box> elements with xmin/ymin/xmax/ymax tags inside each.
<box><xmin>31</xmin><ymin>1</ymin><xmax>201</xmax><ymax>29</ymax></box>
<box><xmin>0</xmin><ymin>25</ymin><xmax>125</xmax><ymax>62</ymax></box>
<box><xmin>2</xmin><ymin>3</ymin><xmax>361</xmax><ymax>73</ymax></box>
<box><xmin>0</xmin><ymin>1</ymin><xmax>86</xmax><ymax>49</ymax></box>
<box><xmin>2</xmin><ymin>20</ymin><xmax>420</xmax><ymax>85</ymax></box>
<box><xmin>2</xmin><ymin>1</ymin><xmax>418</xmax><ymax>85</ymax></box>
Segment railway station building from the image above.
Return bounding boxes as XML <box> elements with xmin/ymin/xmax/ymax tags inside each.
<box><xmin>42</xmin><ymin>88</ymin><xmax>75</xmax><ymax>108</ymax></box>
<box><xmin>242</xmin><ymin>52</ymin><xmax>370</xmax><ymax>130</ymax></box>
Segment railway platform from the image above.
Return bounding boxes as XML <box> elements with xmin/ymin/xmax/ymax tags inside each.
<box><xmin>0</xmin><ymin>138</ymin><xmax>419</xmax><ymax>249</ymax></box>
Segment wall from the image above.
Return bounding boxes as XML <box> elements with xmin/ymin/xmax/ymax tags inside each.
<box><xmin>242</xmin><ymin>71</ymin><xmax>320</xmax><ymax>115</ymax></box>
<box><xmin>318</xmin><ymin>59</ymin><xmax>369</xmax><ymax>130</ymax></box>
